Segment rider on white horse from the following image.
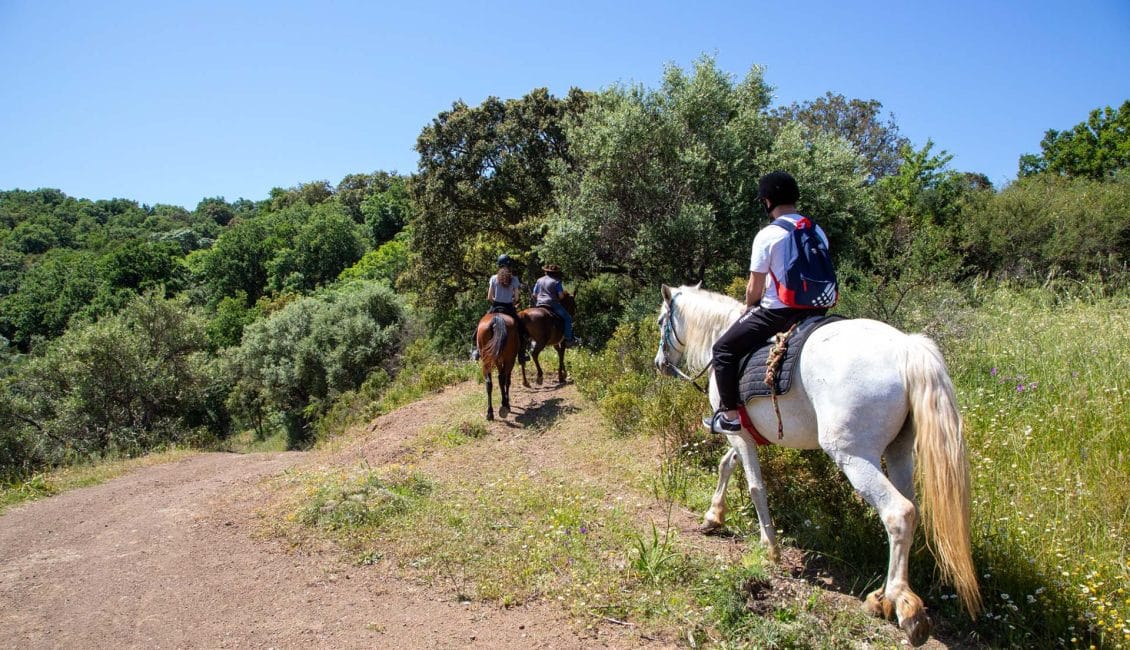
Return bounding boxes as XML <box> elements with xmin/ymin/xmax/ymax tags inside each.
<box><xmin>705</xmin><ymin>171</ymin><xmax>837</xmax><ymax>434</ymax></box>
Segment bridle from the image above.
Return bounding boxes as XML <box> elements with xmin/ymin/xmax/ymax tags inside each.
<box><xmin>658</xmin><ymin>292</ymin><xmax>711</xmax><ymax>394</ymax></box>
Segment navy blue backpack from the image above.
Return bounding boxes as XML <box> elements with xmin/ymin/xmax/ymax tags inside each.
<box><xmin>770</xmin><ymin>217</ymin><xmax>838</xmax><ymax>309</ymax></box>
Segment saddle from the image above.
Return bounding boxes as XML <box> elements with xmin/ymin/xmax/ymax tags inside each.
<box><xmin>533</xmin><ymin>304</ymin><xmax>563</xmax><ymax>326</ymax></box>
<box><xmin>737</xmin><ymin>315</ymin><xmax>845</xmax><ymax>402</ymax></box>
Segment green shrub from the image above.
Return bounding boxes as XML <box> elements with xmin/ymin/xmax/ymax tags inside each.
<box><xmin>0</xmin><ymin>292</ymin><xmax>216</xmax><ymax>475</ymax></box>
<box><xmin>227</xmin><ymin>281</ymin><xmax>405</xmax><ymax>448</ymax></box>
<box><xmin>961</xmin><ymin>174</ymin><xmax>1130</xmax><ymax>280</ymax></box>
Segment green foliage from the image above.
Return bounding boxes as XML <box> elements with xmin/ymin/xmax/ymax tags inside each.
<box><xmin>0</xmin><ymin>249</ymin><xmax>100</xmax><ymax>349</ymax></box>
<box><xmin>1019</xmin><ymin>99</ymin><xmax>1130</xmax><ymax>179</ymax></box>
<box><xmin>358</xmin><ymin>175</ymin><xmax>411</xmax><ymax>246</ymax></box>
<box><xmin>0</xmin><ymin>248</ymin><xmax>23</xmax><ymax>297</ymax></box>
<box><xmin>317</xmin><ymin>336</ymin><xmax>477</xmax><ymax>440</ymax></box>
<box><xmin>194</xmin><ymin>210</ymin><xmax>295</xmax><ymax>305</ymax></box>
<box><xmin>630</xmin><ymin>522</ymin><xmax>680</xmax><ymax>584</ymax></box>
<box><xmin>408</xmin><ymin>87</ymin><xmax>590</xmax><ymax>337</ymax></box>
<box><xmin>225</xmin><ymin>281</ymin><xmax>405</xmax><ymax>448</ymax></box>
<box><xmin>771</xmin><ymin>91</ymin><xmax>910</xmax><ymax>182</ymax></box>
<box><xmin>541</xmin><ymin>55</ymin><xmax>871</xmax><ymax>293</ymax></box>
<box><xmin>266</xmin><ymin>203</ymin><xmax>366</xmax><ymax>293</ymax></box>
<box><xmin>193</xmin><ymin>197</ymin><xmax>239</xmax><ymax>226</ymax></box>
<box><xmin>849</xmin><ymin>141</ymin><xmax>972</xmax><ymax>325</ymax></box>
<box><xmin>960</xmin><ymin>173</ymin><xmax>1130</xmax><ymax>281</ymax></box>
<box><xmin>543</xmin><ymin>57</ymin><xmax>771</xmax><ymax>287</ymax></box>
<box><xmin>337</xmin><ymin>231</ymin><xmax>410</xmax><ymax>287</ymax></box>
<box><xmin>97</xmin><ymin>239</ymin><xmax>187</xmax><ymax>292</ymax></box>
<box><xmin>205</xmin><ymin>291</ymin><xmax>262</xmax><ymax>349</ymax></box>
<box><xmin>0</xmin><ymin>293</ymin><xmax>217</xmax><ymax>475</ymax></box>
<box><xmin>570</xmin><ymin>273</ymin><xmax>640</xmax><ymax>349</ymax></box>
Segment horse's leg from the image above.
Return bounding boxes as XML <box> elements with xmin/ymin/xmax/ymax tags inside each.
<box><xmin>729</xmin><ymin>433</ymin><xmax>779</xmax><ymax>561</ymax></box>
<box><xmin>555</xmin><ymin>343</ymin><xmax>566</xmax><ymax>383</ymax></box>
<box><xmin>484</xmin><ymin>367</ymin><xmax>494</xmax><ymax>421</ymax></box>
<box><xmin>499</xmin><ymin>364</ymin><xmax>512</xmax><ymax>418</ymax></box>
<box><xmin>520</xmin><ymin>354</ymin><xmax>530</xmax><ymax>388</ymax></box>
<box><xmin>700</xmin><ymin>447</ymin><xmax>739</xmax><ymax>534</ymax></box>
<box><xmin>532</xmin><ymin>346</ymin><xmax>544</xmax><ymax>385</ymax></box>
<box><xmin>884</xmin><ymin>421</ymin><xmax>917</xmax><ymax>502</ymax></box>
<box><xmin>827</xmin><ymin>448</ymin><xmax>930</xmax><ymax>646</ymax></box>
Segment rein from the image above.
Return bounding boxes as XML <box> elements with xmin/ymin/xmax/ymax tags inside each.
<box><xmin>660</xmin><ymin>294</ymin><xmax>712</xmax><ymax>394</ymax></box>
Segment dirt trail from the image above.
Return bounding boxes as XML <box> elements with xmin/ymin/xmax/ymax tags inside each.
<box><xmin>0</xmin><ymin>382</ymin><xmax>640</xmax><ymax>649</ymax></box>
<box><xmin>0</xmin><ymin>377</ymin><xmax>951</xmax><ymax>649</ymax></box>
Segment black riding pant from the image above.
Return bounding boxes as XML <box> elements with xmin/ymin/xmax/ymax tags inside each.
<box><xmin>712</xmin><ymin>306</ymin><xmax>826</xmax><ymax>411</ymax></box>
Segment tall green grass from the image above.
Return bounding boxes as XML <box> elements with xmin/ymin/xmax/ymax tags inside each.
<box><xmin>946</xmin><ymin>287</ymin><xmax>1129</xmax><ymax>648</ymax></box>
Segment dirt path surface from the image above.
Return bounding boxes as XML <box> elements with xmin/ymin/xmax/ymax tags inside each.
<box><xmin>0</xmin><ymin>382</ymin><xmax>642</xmax><ymax>650</ymax></box>
<box><xmin>0</xmin><ymin>377</ymin><xmax>952</xmax><ymax>649</ymax></box>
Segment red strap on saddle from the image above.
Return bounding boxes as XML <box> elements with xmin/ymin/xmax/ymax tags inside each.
<box><xmin>736</xmin><ymin>408</ymin><xmax>773</xmax><ymax>446</ymax></box>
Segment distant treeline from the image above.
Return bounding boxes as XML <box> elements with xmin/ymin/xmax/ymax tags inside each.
<box><xmin>1</xmin><ymin>55</ymin><xmax>1127</xmax><ymax>479</ymax></box>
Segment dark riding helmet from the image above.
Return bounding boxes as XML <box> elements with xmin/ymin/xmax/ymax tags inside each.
<box><xmin>497</xmin><ymin>254</ymin><xmax>513</xmax><ymax>268</ymax></box>
<box><xmin>757</xmin><ymin>171</ymin><xmax>800</xmax><ymax>211</ymax></box>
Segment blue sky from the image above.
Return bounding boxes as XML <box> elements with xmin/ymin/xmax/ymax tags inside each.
<box><xmin>1</xmin><ymin>1</ymin><xmax>1127</xmax><ymax>210</ymax></box>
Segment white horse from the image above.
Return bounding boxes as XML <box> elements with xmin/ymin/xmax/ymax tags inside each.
<box><xmin>653</xmin><ymin>284</ymin><xmax>980</xmax><ymax>646</ymax></box>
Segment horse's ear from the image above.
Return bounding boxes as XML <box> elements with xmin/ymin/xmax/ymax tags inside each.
<box><xmin>693</xmin><ymin>281</ymin><xmax>702</xmax><ymax>290</ymax></box>
<box><xmin>661</xmin><ymin>284</ymin><xmax>672</xmax><ymax>302</ymax></box>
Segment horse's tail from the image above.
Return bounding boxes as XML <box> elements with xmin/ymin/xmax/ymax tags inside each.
<box><xmin>903</xmin><ymin>334</ymin><xmax>982</xmax><ymax>617</ymax></box>
<box><xmin>489</xmin><ymin>314</ymin><xmax>508</xmax><ymax>368</ymax></box>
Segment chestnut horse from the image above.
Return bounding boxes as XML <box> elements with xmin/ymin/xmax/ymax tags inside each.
<box><xmin>475</xmin><ymin>311</ymin><xmax>520</xmax><ymax>420</ymax></box>
<box><xmin>519</xmin><ymin>292</ymin><xmax>575</xmax><ymax>386</ymax></box>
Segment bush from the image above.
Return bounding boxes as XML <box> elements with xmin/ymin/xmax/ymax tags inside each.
<box><xmin>226</xmin><ymin>281</ymin><xmax>405</xmax><ymax>448</ymax></box>
<box><xmin>961</xmin><ymin>174</ymin><xmax>1130</xmax><ymax>280</ymax></box>
<box><xmin>0</xmin><ymin>292</ymin><xmax>216</xmax><ymax>475</ymax></box>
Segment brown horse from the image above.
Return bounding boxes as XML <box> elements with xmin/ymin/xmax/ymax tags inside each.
<box><xmin>476</xmin><ymin>311</ymin><xmax>520</xmax><ymax>420</ymax></box>
<box><xmin>519</xmin><ymin>291</ymin><xmax>575</xmax><ymax>386</ymax></box>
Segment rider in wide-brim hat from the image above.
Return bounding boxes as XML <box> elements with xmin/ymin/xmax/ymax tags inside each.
<box><xmin>532</xmin><ymin>264</ymin><xmax>578</xmax><ymax>347</ymax></box>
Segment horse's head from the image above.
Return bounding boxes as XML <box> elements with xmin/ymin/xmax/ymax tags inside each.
<box><xmin>654</xmin><ymin>284</ymin><xmax>688</xmax><ymax>377</ymax></box>
<box><xmin>561</xmin><ymin>290</ymin><xmax>576</xmax><ymax>316</ymax></box>
<box><xmin>654</xmin><ymin>282</ymin><xmax>737</xmax><ymax>379</ymax></box>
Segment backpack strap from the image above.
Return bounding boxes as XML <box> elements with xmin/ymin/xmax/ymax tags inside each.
<box><xmin>771</xmin><ymin>217</ymin><xmax>795</xmax><ymax>233</ymax></box>
<box><xmin>771</xmin><ymin>216</ymin><xmax>813</xmax><ymax>232</ymax></box>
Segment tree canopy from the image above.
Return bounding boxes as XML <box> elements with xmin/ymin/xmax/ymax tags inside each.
<box><xmin>1019</xmin><ymin>100</ymin><xmax>1130</xmax><ymax>179</ymax></box>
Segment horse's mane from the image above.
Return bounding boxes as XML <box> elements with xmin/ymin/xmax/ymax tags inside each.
<box><xmin>669</xmin><ymin>285</ymin><xmax>744</xmax><ymax>373</ymax></box>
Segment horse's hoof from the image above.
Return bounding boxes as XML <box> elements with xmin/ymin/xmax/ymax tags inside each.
<box><xmin>486</xmin><ymin>412</ymin><xmax>494</xmax><ymax>421</ymax></box>
<box><xmin>900</xmin><ymin>610</ymin><xmax>932</xmax><ymax>647</ymax></box>
<box><xmin>536</xmin><ymin>377</ymin><xmax>543</xmax><ymax>386</ymax></box>
<box><xmin>698</xmin><ymin>520</ymin><xmax>724</xmax><ymax>535</ymax></box>
<box><xmin>499</xmin><ymin>406</ymin><xmax>510</xmax><ymax>418</ymax></box>
<box><xmin>863</xmin><ymin>590</ymin><xmax>895</xmax><ymax>620</ymax></box>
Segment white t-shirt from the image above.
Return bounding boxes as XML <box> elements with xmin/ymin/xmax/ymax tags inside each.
<box><xmin>489</xmin><ymin>273</ymin><xmax>522</xmax><ymax>303</ymax></box>
<box><xmin>749</xmin><ymin>214</ymin><xmax>830</xmax><ymax>309</ymax></box>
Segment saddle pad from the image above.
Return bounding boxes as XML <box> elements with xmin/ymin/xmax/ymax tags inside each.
<box><xmin>737</xmin><ymin>315</ymin><xmax>845</xmax><ymax>401</ymax></box>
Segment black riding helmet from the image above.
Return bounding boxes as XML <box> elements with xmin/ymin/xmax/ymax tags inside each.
<box><xmin>497</xmin><ymin>253</ymin><xmax>513</xmax><ymax>268</ymax></box>
<box><xmin>757</xmin><ymin>171</ymin><xmax>800</xmax><ymax>213</ymax></box>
